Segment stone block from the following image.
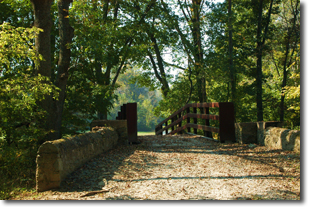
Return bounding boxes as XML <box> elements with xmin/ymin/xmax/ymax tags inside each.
<box><xmin>91</xmin><ymin>120</ymin><xmax>128</xmax><ymax>145</ymax></box>
<box><xmin>257</xmin><ymin>121</ymin><xmax>283</xmax><ymax>146</ymax></box>
<box><xmin>36</xmin><ymin>127</ymin><xmax>118</xmax><ymax>192</ymax></box>
<box><xmin>264</xmin><ymin>127</ymin><xmax>300</xmax><ymax>152</ymax></box>
<box><xmin>294</xmin><ymin>134</ymin><xmax>300</xmax><ymax>153</ymax></box>
<box><xmin>235</xmin><ymin>122</ymin><xmax>257</xmax><ymax>144</ymax></box>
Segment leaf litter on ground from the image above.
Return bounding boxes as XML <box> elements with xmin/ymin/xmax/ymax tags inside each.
<box><xmin>12</xmin><ymin>134</ymin><xmax>300</xmax><ymax>200</ymax></box>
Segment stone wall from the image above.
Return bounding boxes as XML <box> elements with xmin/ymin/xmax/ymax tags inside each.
<box><xmin>235</xmin><ymin>121</ymin><xmax>300</xmax><ymax>153</ymax></box>
<box><xmin>36</xmin><ymin>127</ymin><xmax>118</xmax><ymax>192</ymax></box>
<box><xmin>91</xmin><ymin>120</ymin><xmax>128</xmax><ymax>145</ymax></box>
<box><xmin>257</xmin><ymin>121</ymin><xmax>284</xmax><ymax>145</ymax></box>
<box><xmin>264</xmin><ymin>127</ymin><xmax>300</xmax><ymax>153</ymax></box>
<box><xmin>235</xmin><ymin>122</ymin><xmax>258</xmax><ymax>144</ymax></box>
<box><xmin>235</xmin><ymin>121</ymin><xmax>283</xmax><ymax>144</ymax></box>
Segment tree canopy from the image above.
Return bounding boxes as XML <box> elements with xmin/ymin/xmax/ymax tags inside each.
<box><xmin>0</xmin><ymin>0</ymin><xmax>301</xmax><ymax>198</ymax></box>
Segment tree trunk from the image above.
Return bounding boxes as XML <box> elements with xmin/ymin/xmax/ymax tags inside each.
<box><xmin>31</xmin><ymin>0</ymin><xmax>73</xmax><ymax>141</ymax></box>
<box><xmin>279</xmin><ymin>42</ymin><xmax>289</xmax><ymax>122</ymax></box>
<box><xmin>255</xmin><ymin>0</ymin><xmax>273</xmax><ymax>122</ymax></box>
<box><xmin>228</xmin><ymin>0</ymin><xmax>235</xmax><ymax>106</ymax></box>
<box><xmin>31</xmin><ymin>0</ymin><xmax>53</xmax><ymax>78</ymax></box>
<box><xmin>149</xmin><ymin>34</ymin><xmax>170</xmax><ymax>97</ymax></box>
<box><xmin>256</xmin><ymin>0</ymin><xmax>264</xmax><ymax>122</ymax></box>
<box><xmin>191</xmin><ymin>0</ymin><xmax>206</xmax><ymax>103</ymax></box>
<box><xmin>148</xmin><ymin>51</ymin><xmax>170</xmax><ymax>98</ymax></box>
<box><xmin>51</xmin><ymin>0</ymin><xmax>74</xmax><ymax>139</ymax></box>
<box><xmin>280</xmin><ymin>0</ymin><xmax>299</xmax><ymax>122</ymax></box>
<box><xmin>31</xmin><ymin>0</ymin><xmax>54</xmax><ymax>141</ymax></box>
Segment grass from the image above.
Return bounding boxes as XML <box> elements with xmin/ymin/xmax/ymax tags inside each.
<box><xmin>138</xmin><ymin>131</ymin><xmax>155</xmax><ymax>136</ymax></box>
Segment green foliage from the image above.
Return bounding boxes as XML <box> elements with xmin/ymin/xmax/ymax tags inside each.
<box><xmin>0</xmin><ymin>0</ymin><xmax>33</xmax><ymax>28</ymax></box>
<box><xmin>154</xmin><ymin>73</ymin><xmax>191</xmax><ymax>118</ymax></box>
<box><xmin>0</xmin><ymin>0</ymin><xmax>300</xmax><ymax>199</ymax></box>
<box><xmin>0</xmin><ymin>139</ymin><xmax>37</xmax><ymax>199</ymax></box>
<box><xmin>152</xmin><ymin>0</ymin><xmax>299</xmax><ymax>130</ymax></box>
<box><xmin>108</xmin><ymin>67</ymin><xmax>163</xmax><ymax>131</ymax></box>
<box><xmin>0</xmin><ymin>22</ymin><xmax>59</xmax><ymax>145</ymax></box>
<box><xmin>62</xmin><ymin>69</ymin><xmax>117</xmax><ymax>134</ymax></box>
<box><xmin>0</xmin><ymin>22</ymin><xmax>41</xmax><ymax>72</ymax></box>
<box><xmin>283</xmin><ymin>70</ymin><xmax>300</xmax><ymax>129</ymax></box>
<box><xmin>0</xmin><ymin>22</ymin><xmax>58</xmax><ymax>199</ymax></box>
<box><xmin>61</xmin><ymin>0</ymin><xmax>143</xmax><ymax>134</ymax></box>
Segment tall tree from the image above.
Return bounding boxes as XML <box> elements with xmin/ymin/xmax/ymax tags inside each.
<box><xmin>279</xmin><ymin>0</ymin><xmax>300</xmax><ymax>122</ymax></box>
<box><xmin>31</xmin><ymin>0</ymin><xmax>53</xmax><ymax>78</ymax></box>
<box><xmin>30</xmin><ymin>0</ymin><xmax>74</xmax><ymax>140</ymax></box>
<box><xmin>191</xmin><ymin>0</ymin><xmax>206</xmax><ymax>103</ymax></box>
<box><xmin>70</xmin><ymin>0</ymin><xmax>156</xmax><ymax>120</ymax></box>
<box><xmin>52</xmin><ymin>0</ymin><xmax>74</xmax><ymax>139</ymax></box>
<box><xmin>160</xmin><ymin>0</ymin><xmax>207</xmax><ymax>103</ymax></box>
<box><xmin>254</xmin><ymin>0</ymin><xmax>274</xmax><ymax>121</ymax></box>
<box><xmin>228</xmin><ymin>0</ymin><xmax>236</xmax><ymax>105</ymax></box>
<box><xmin>30</xmin><ymin>0</ymin><xmax>54</xmax><ymax>140</ymax></box>
<box><xmin>141</xmin><ymin>12</ymin><xmax>172</xmax><ymax>98</ymax></box>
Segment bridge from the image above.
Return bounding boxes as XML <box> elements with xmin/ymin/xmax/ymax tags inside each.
<box><xmin>29</xmin><ymin>102</ymin><xmax>300</xmax><ymax>200</ymax></box>
<box><xmin>26</xmin><ymin>134</ymin><xmax>300</xmax><ymax>200</ymax></box>
<box><xmin>116</xmin><ymin>102</ymin><xmax>236</xmax><ymax>143</ymax></box>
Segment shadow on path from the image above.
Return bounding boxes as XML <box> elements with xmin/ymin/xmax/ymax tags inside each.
<box><xmin>57</xmin><ymin>143</ymin><xmax>143</xmax><ymax>192</ymax></box>
<box><xmin>56</xmin><ymin>134</ymin><xmax>299</xmax><ymax>196</ymax></box>
<box><xmin>140</xmin><ymin>135</ymin><xmax>300</xmax><ymax>174</ymax></box>
<box><xmin>111</xmin><ymin>174</ymin><xmax>298</xmax><ymax>182</ymax></box>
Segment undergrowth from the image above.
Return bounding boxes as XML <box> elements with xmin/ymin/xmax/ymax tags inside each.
<box><xmin>0</xmin><ymin>140</ymin><xmax>38</xmax><ymax>200</ymax></box>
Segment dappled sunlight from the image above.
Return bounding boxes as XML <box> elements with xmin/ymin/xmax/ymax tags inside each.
<box><xmin>15</xmin><ymin>134</ymin><xmax>300</xmax><ymax>200</ymax></box>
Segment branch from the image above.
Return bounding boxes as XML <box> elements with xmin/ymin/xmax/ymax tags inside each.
<box><xmin>160</xmin><ymin>0</ymin><xmax>195</xmax><ymax>65</ymax></box>
<box><xmin>111</xmin><ymin>39</ymin><xmax>133</xmax><ymax>86</ymax></box>
<box><xmin>184</xmin><ymin>0</ymin><xmax>192</xmax><ymax>21</ymax></box>
<box><xmin>113</xmin><ymin>0</ymin><xmax>119</xmax><ymax>20</ymax></box>
<box><xmin>199</xmin><ymin>0</ymin><xmax>205</xmax><ymax>15</ymax></box>
<box><xmin>163</xmin><ymin>61</ymin><xmax>187</xmax><ymax>71</ymax></box>
<box><xmin>271</xmin><ymin>53</ymin><xmax>280</xmax><ymax>76</ymax></box>
<box><xmin>178</xmin><ymin>0</ymin><xmax>192</xmax><ymax>25</ymax></box>
<box><xmin>185</xmin><ymin>59</ymin><xmax>193</xmax><ymax>104</ymax></box>
<box><xmin>147</xmin><ymin>51</ymin><xmax>163</xmax><ymax>83</ymax></box>
<box><xmin>102</xmin><ymin>0</ymin><xmax>110</xmax><ymax>21</ymax></box>
<box><xmin>80</xmin><ymin>189</ymin><xmax>109</xmax><ymax>197</ymax></box>
<box><xmin>262</xmin><ymin>0</ymin><xmax>274</xmax><ymax>46</ymax></box>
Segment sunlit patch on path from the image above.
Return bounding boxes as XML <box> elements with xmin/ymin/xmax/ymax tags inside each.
<box><xmin>16</xmin><ymin>134</ymin><xmax>300</xmax><ymax>200</ymax></box>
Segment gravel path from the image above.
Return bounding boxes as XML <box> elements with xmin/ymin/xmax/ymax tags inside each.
<box><xmin>15</xmin><ymin>134</ymin><xmax>300</xmax><ymax>200</ymax></box>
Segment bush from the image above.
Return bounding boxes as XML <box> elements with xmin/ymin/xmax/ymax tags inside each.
<box><xmin>0</xmin><ymin>139</ymin><xmax>38</xmax><ymax>199</ymax></box>
<box><xmin>0</xmin><ymin>22</ymin><xmax>54</xmax><ymax>199</ymax></box>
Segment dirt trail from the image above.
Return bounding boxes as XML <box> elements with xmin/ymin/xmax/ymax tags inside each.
<box><xmin>13</xmin><ymin>135</ymin><xmax>300</xmax><ymax>200</ymax></box>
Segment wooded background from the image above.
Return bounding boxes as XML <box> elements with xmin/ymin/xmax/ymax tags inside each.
<box><xmin>0</xmin><ymin>0</ymin><xmax>300</xmax><ymax>199</ymax></box>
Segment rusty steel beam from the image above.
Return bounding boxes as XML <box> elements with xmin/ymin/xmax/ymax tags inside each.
<box><xmin>178</xmin><ymin>113</ymin><xmax>182</xmax><ymax>134</ymax></box>
<box><xmin>188</xmin><ymin>103</ymin><xmax>220</xmax><ymax>108</ymax></box>
<box><xmin>204</xmin><ymin>107</ymin><xmax>212</xmax><ymax>138</ymax></box>
<box><xmin>155</xmin><ymin>102</ymin><xmax>220</xmax><ymax>129</ymax></box>
<box><xmin>187</xmin><ymin>113</ymin><xmax>219</xmax><ymax>121</ymax></box>
<box><xmin>168</xmin><ymin>124</ymin><xmax>187</xmax><ymax>135</ymax></box>
<box><xmin>186</xmin><ymin>107</ymin><xmax>191</xmax><ymax>132</ymax></box>
<box><xmin>154</xmin><ymin>113</ymin><xmax>220</xmax><ymax>135</ymax></box>
<box><xmin>168</xmin><ymin>123</ymin><xmax>219</xmax><ymax>136</ymax></box>
<box><xmin>187</xmin><ymin>123</ymin><xmax>220</xmax><ymax>133</ymax></box>
<box><xmin>126</xmin><ymin>103</ymin><xmax>138</xmax><ymax>144</ymax></box>
<box><xmin>219</xmin><ymin>102</ymin><xmax>235</xmax><ymax>143</ymax></box>
<box><xmin>155</xmin><ymin>102</ymin><xmax>235</xmax><ymax>144</ymax></box>
<box><xmin>115</xmin><ymin>103</ymin><xmax>138</xmax><ymax>143</ymax></box>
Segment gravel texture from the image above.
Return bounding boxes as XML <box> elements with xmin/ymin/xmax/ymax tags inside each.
<box><xmin>14</xmin><ymin>134</ymin><xmax>300</xmax><ymax>200</ymax></box>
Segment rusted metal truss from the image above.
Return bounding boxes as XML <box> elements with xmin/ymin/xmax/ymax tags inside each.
<box><xmin>116</xmin><ymin>103</ymin><xmax>138</xmax><ymax>144</ymax></box>
<box><xmin>155</xmin><ymin>102</ymin><xmax>235</xmax><ymax>143</ymax></box>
